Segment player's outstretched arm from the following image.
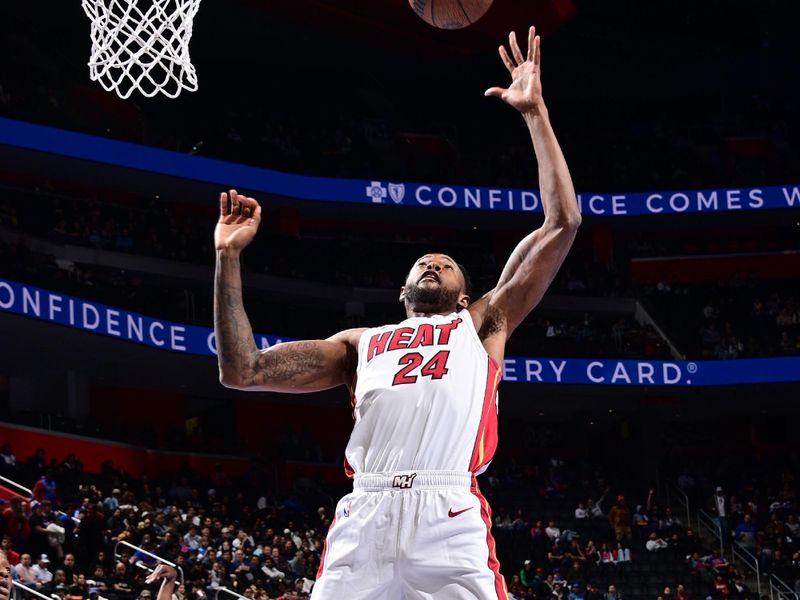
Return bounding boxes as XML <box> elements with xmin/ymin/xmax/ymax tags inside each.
<box><xmin>214</xmin><ymin>190</ymin><xmax>362</xmax><ymax>393</ymax></box>
<box><xmin>480</xmin><ymin>27</ymin><xmax>581</xmax><ymax>339</ymax></box>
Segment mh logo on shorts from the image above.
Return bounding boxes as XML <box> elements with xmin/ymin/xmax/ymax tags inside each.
<box><xmin>391</xmin><ymin>473</ymin><xmax>417</xmax><ymax>489</ymax></box>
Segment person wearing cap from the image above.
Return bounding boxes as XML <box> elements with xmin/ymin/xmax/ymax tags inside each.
<box><xmin>32</xmin><ymin>554</ymin><xmax>53</xmax><ymax>586</ymax></box>
<box><xmin>519</xmin><ymin>559</ymin><xmax>534</xmax><ymax>588</ymax></box>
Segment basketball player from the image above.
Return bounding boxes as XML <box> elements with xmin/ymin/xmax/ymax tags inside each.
<box><xmin>214</xmin><ymin>27</ymin><xmax>580</xmax><ymax>599</ymax></box>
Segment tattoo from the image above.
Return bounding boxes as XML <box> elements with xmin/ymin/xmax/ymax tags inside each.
<box><xmin>247</xmin><ymin>341</ymin><xmax>326</xmax><ymax>386</ymax></box>
<box><xmin>214</xmin><ymin>252</ymin><xmax>259</xmax><ymax>383</ymax></box>
<box><xmin>478</xmin><ymin>303</ymin><xmax>507</xmax><ymax>341</ymax></box>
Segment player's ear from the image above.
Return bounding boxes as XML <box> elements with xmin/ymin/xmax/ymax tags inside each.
<box><xmin>399</xmin><ymin>286</ymin><xmax>406</xmax><ymax>303</ymax></box>
<box><xmin>458</xmin><ymin>293</ymin><xmax>470</xmax><ymax>309</ymax></box>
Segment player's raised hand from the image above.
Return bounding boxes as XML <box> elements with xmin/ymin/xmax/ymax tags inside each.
<box><xmin>145</xmin><ymin>563</ymin><xmax>177</xmax><ymax>584</ymax></box>
<box><xmin>215</xmin><ymin>190</ymin><xmax>262</xmax><ymax>252</ymax></box>
<box><xmin>485</xmin><ymin>26</ymin><xmax>543</xmax><ymax>114</ymax></box>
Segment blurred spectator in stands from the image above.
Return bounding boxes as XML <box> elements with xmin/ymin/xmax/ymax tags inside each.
<box><xmin>103</xmin><ymin>489</ymin><xmax>121</xmax><ymax>514</ymax></box>
<box><xmin>674</xmin><ymin>584</ymin><xmax>689</xmax><ymax>600</ymax></box>
<box><xmin>110</xmin><ymin>561</ymin><xmax>134</xmax><ymax>599</ymax></box>
<box><xmin>585</xmin><ymin>582</ymin><xmax>602</xmax><ymax>600</ymax></box>
<box><xmin>733</xmin><ymin>514</ymin><xmax>757</xmax><ymax>551</ymax></box>
<box><xmin>61</xmin><ymin>553</ymin><xmax>76</xmax><ymax>585</ymax></box>
<box><xmin>519</xmin><ymin>559</ymin><xmax>534</xmax><ymax>588</ymax></box>
<box><xmin>644</xmin><ymin>531</ymin><xmax>669</xmax><ymax>552</ymax></box>
<box><xmin>575</xmin><ymin>503</ymin><xmax>588</xmax><ymax>520</ymax></box>
<box><xmin>32</xmin><ymin>471</ymin><xmax>58</xmax><ymax>506</ymax></box>
<box><xmin>531</xmin><ymin>519</ymin><xmax>548</xmax><ymax>556</ymax></box>
<box><xmin>614</xmin><ymin>543</ymin><xmax>631</xmax><ymax>563</ymax></box>
<box><xmin>27</xmin><ymin>449</ymin><xmax>46</xmax><ymax>475</ymax></box>
<box><xmin>603</xmin><ymin>584</ymin><xmax>620</xmax><ymax>600</ymax></box>
<box><xmin>0</xmin><ymin>446</ymin><xmax>15</xmax><ymax>473</ymax></box>
<box><xmin>2</xmin><ymin>497</ymin><xmax>30</xmax><ymax>552</ymax></box>
<box><xmin>660</xmin><ymin>507</ymin><xmax>681</xmax><ymax>531</ymax></box>
<box><xmin>632</xmin><ymin>504</ymin><xmax>651</xmax><ymax>539</ymax></box>
<box><xmin>546</xmin><ymin>520</ymin><xmax>562</xmax><ymax>543</ymax></box>
<box><xmin>566</xmin><ymin>540</ymin><xmax>586</xmax><ymax>566</ymax></box>
<box><xmin>569</xmin><ymin>583</ymin><xmax>585</xmax><ymax>600</ymax></box>
<box><xmin>584</xmin><ymin>541</ymin><xmax>599</xmax><ymax>567</ymax></box>
<box><xmin>609</xmin><ymin>496</ymin><xmax>632</xmax><ymax>543</ymax></box>
<box><xmin>729</xmin><ymin>574</ymin><xmax>751</xmax><ymax>599</ymax></box>
<box><xmin>31</xmin><ymin>554</ymin><xmax>52</xmax><ymax>586</ymax></box>
<box><xmin>588</xmin><ymin>488</ymin><xmax>609</xmax><ymax>520</ymax></box>
<box><xmin>0</xmin><ymin>538</ymin><xmax>19</xmax><ymax>567</ymax></box>
<box><xmin>548</xmin><ymin>544</ymin><xmax>566</xmax><ymax>571</ymax></box>
<box><xmin>14</xmin><ymin>553</ymin><xmax>37</xmax><ymax>588</ymax></box>
<box><xmin>710</xmin><ymin>486</ymin><xmax>729</xmax><ymax>543</ymax></box>
<box><xmin>599</xmin><ymin>543</ymin><xmax>614</xmax><ymax>567</ymax></box>
<box><xmin>28</xmin><ymin>500</ymin><xmax>63</xmax><ymax>559</ymax></box>
<box><xmin>76</xmin><ymin>503</ymin><xmax>105</xmax><ymax>570</ymax></box>
<box><xmin>713</xmin><ymin>574</ymin><xmax>729</xmax><ymax>598</ymax></box>
<box><xmin>508</xmin><ymin>573</ymin><xmax>526</xmax><ymax>599</ymax></box>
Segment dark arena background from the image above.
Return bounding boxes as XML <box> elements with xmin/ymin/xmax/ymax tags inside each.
<box><xmin>1</xmin><ymin>1</ymin><xmax>799</xmax><ymax>599</ymax></box>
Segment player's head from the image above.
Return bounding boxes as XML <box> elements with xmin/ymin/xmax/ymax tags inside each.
<box><xmin>400</xmin><ymin>253</ymin><xmax>471</xmax><ymax>314</ymax></box>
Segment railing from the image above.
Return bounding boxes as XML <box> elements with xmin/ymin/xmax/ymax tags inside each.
<box><xmin>11</xmin><ymin>581</ymin><xmax>58</xmax><ymax>600</ymax></box>
<box><xmin>215</xmin><ymin>588</ymin><xmax>250</xmax><ymax>600</ymax></box>
<box><xmin>770</xmin><ymin>574</ymin><xmax>798</xmax><ymax>600</ymax></box>
<box><xmin>114</xmin><ymin>540</ymin><xmax>184</xmax><ymax>584</ymax></box>
<box><xmin>666</xmin><ymin>483</ymin><xmax>691</xmax><ymax>530</ymax></box>
<box><xmin>732</xmin><ymin>540</ymin><xmax>761</xmax><ymax>597</ymax></box>
<box><xmin>697</xmin><ymin>508</ymin><xmax>723</xmax><ymax>553</ymax></box>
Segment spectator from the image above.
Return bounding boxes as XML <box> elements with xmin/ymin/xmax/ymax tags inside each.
<box><xmin>614</xmin><ymin>542</ymin><xmax>631</xmax><ymax>563</ymax></box>
<box><xmin>545</xmin><ymin>520</ymin><xmax>562</xmax><ymax>543</ymax></box>
<box><xmin>710</xmin><ymin>487</ymin><xmax>729</xmax><ymax>542</ymax></box>
<box><xmin>604</xmin><ymin>584</ymin><xmax>620</xmax><ymax>600</ymax></box>
<box><xmin>32</xmin><ymin>472</ymin><xmax>58</xmax><ymax>506</ymax></box>
<box><xmin>519</xmin><ymin>560</ymin><xmax>534</xmax><ymax>588</ymax></box>
<box><xmin>103</xmin><ymin>489</ymin><xmax>121</xmax><ymax>514</ymax></box>
<box><xmin>2</xmin><ymin>497</ymin><xmax>30</xmax><ymax>551</ymax></box>
<box><xmin>733</xmin><ymin>514</ymin><xmax>757</xmax><ymax>551</ymax></box>
<box><xmin>608</xmin><ymin>497</ymin><xmax>632</xmax><ymax>543</ymax></box>
<box><xmin>0</xmin><ymin>538</ymin><xmax>19</xmax><ymax>567</ymax></box>
<box><xmin>0</xmin><ymin>445</ymin><xmax>15</xmax><ymax>471</ymax></box>
<box><xmin>645</xmin><ymin>532</ymin><xmax>669</xmax><ymax>552</ymax></box>
<box><xmin>31</xmin><ymin>554</ymin><xmax>53</xmax><ymax>586</ymax></box>
<box><xmin>575</xmin><ymin>503</ymin><xmax>588</xmax><ymax>519</ymax></box>
<box><xmin>14</xmin><ymin>554</ymin><xmax>37</xmax><ymax>588</ymax></box>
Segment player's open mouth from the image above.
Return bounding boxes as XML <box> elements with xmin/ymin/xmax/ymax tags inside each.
<box><xmin>419</xmin><ymin>271</ymin><xmax>440</xmax><ymax>283</ymax></box>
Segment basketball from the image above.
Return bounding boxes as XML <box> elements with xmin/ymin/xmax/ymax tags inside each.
<box><xmin>408</xmin><ymin>0</ymin><xmax>494</xmax><ymax>30</ymax></box>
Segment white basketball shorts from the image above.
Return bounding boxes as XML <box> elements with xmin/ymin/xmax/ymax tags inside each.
<box><xmin>312</xmin><ymin>471</ymin><xmax>508</xmax><ymax>600</ymax></box>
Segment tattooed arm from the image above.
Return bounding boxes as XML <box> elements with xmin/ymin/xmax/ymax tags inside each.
<box><xmin>470</xmin><ymin>28</ymin><xmax>580</xmax><ymax>357</ymax></box>
<box><xmin>214</xmin><ymin>190</ymin><xmax>363</xmax><ymax>393</ymax></box>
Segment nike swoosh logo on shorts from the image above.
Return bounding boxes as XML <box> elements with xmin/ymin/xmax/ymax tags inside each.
<box><xmin>448</xmin><ymin>507</ymin><xmax>473</xmax><ymax>518</ymax></box>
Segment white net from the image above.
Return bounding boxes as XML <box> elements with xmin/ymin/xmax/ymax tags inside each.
<box><xmin>81</xmin><ymin>0</ymin><xmax>202</xmax><ymax>99</ymax></box>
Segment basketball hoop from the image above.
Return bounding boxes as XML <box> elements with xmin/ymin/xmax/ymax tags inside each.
<box><xmin>81</xmin><ymin>0</ymin><xmax>202</xmax><ymax>99</ymax></box>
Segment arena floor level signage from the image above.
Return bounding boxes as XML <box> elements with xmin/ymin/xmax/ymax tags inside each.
<box><xmin>2</xmin><ymin>117</ymin><xmax>800</xmax><ymax>216</ymax></box>
<box><xmin>2</xmin><ymin>278</ymin><xmax>799</xmax><ymax>387</ymax></box>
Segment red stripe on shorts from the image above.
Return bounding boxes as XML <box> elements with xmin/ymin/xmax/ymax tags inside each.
<box><xmin>316</xmin><ymin>513</ymin><xmax>338</xmax><ymax>580</ymax></box>
<box><xmin>468</xmin><ymin>356</ymin><xmax>501</xmax><ymax>473</ymax></box>
<box><xmin>471</xmin><ymin>476</ymin><xmax>508</xmax><ymax>600</ymax></box>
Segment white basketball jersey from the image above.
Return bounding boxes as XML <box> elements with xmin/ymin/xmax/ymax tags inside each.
<box><xmin>343</xmin><ymin>311</ymin><xmax>502</xmax><ymax>476</ymax></box>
